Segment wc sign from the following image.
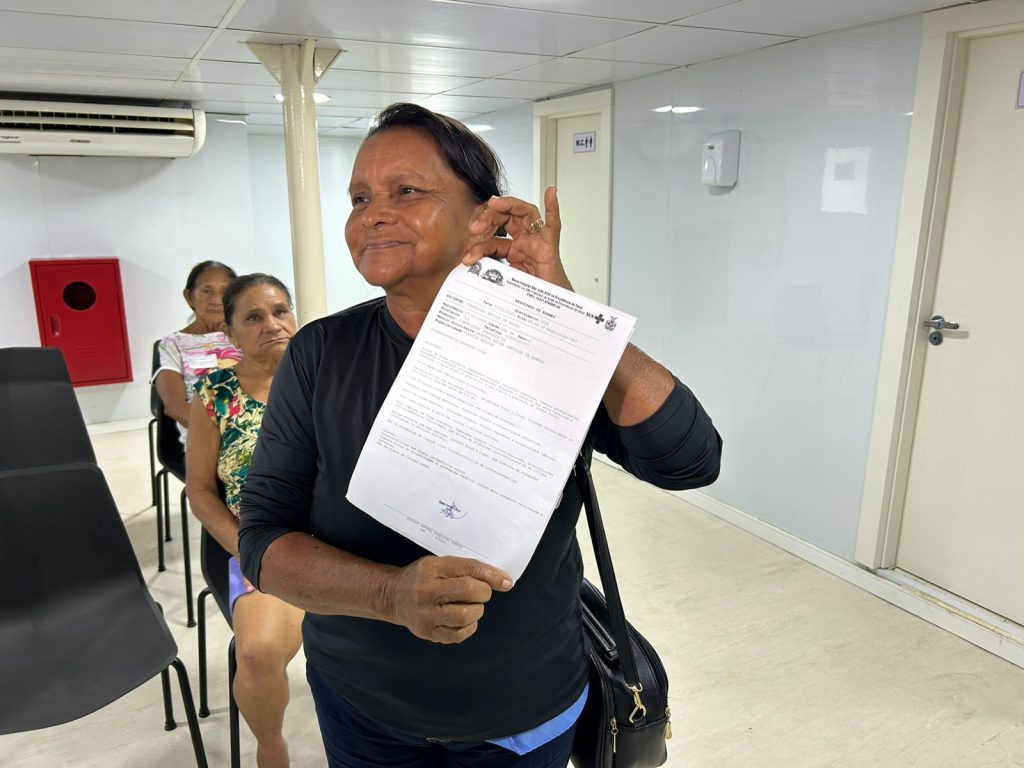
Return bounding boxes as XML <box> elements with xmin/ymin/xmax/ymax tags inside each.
<box><xmin>572</xmin><ymin>131</ymin><xmax>596</xmax><ymax>153</ymax></box>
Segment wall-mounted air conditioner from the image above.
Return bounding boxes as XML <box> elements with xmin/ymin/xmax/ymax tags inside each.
<box><xmin>0</xmin><ymin>99</ymin><xmax>206</xmax><ymax>158</ymax></box>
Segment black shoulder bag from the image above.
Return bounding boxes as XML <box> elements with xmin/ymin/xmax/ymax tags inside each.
<box><xmin>571</xmin><ymin>453</ymin><xmax>672</xmax><ymax>768</ymax></box>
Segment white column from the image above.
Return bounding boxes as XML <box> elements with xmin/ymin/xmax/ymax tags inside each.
<box><xmin>248</xmin><ymin>40</ymin><xmax>342</xmax><ymax>326</ymax></box>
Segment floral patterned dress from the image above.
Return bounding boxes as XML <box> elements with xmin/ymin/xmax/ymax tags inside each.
<box><xmin>194</xmin><ymin>367</ymin><xmax>265</xmax><ymax>519</ymax></box>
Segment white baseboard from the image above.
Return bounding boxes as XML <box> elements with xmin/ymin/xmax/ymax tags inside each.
<box><xmin>677</xmin><ymin>488</ymin><xmax>1024</xmax><ymax>670</ymax></box>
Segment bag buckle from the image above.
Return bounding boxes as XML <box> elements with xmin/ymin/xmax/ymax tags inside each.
<box><xmin>627</xmin><ymin>683</ymin><xmax>647</xmax><ymax>724</ymax></box>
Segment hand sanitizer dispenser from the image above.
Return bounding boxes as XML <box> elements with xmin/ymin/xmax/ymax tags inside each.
<box><xmin>701</xmin><ymin>130</ymin><xmax>740</xmax><ymax>187</ymax></box>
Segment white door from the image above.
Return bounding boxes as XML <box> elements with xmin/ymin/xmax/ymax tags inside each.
<box><xmin>553</xmin><ymin>113</ymin><xmax>609</xmax><ymax>305</ymax></box>
<box><xmin>895</xmin><ymin>30</ymin><xmax>1024</xmax><ymax>625</ymax></box>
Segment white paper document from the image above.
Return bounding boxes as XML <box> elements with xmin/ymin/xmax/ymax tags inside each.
<box><xmin>346</xmin><ymin>258</ymin><xmax>636</xmax><ymax>579</ymax></box>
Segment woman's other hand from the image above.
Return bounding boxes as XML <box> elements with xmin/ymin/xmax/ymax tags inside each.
<box><xmin>465</xmin><ymin>186</ymin><xmax>573</xmax><ymax>292</ymax></box>
<box><xmin>387</xmin><ymin>555</ymin><xmax>513</xmax><ymax>644</ymax></box>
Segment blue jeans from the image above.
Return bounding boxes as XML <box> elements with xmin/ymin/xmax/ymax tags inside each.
<box><xmin>306</xmin><ymin>663</ymin><xmax>577</xmax><ymax>768</ymax></box>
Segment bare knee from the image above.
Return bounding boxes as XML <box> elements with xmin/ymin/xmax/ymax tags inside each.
<box><xmin>234</xmin><ymin>636</ymin><xmax>289</xmax><ymax>682</ymax></box>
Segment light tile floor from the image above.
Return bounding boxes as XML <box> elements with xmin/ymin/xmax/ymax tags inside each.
<box><xmin>4</xmin><ymin>427</ymin><xmax>1024</xmax><ymax>767</ymax></box>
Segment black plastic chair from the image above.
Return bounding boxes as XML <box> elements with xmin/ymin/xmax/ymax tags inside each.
<box><xmin>197</xmin><ymin>527</ymin><xmax>241</xmax><ymax>768</ymax></box>
<box><xmin>0</xmin><ymin>347</ymin><xmax>96</xmax><ymax>470</ymax></box>
<box><xmin>151</xmin><ymin>342</ymin><xmax>196</xmax><ymax>628</ymax></box>
<box><xmin>0</xmin><ymin>462</ymin><xmax>208</xmax><ymax>767</ymax></box>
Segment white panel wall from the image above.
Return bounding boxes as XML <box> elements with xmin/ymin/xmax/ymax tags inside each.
<box><xmin>477</xmin><ymin>102</ymin><xmax>535</xmax><ymax>200</ymax></box>
<box><xmin>611</xmin><ymin>17</ymin><xmax>922</xmax><ymax>557</ymax></box>
<box><xmin>0</xmin><ymin>118</ymin><xmax>282</xmax><ymax>424</ymax></box>
<box><xmin>247</xmin><ymin>133</ymin><xmax>381</xmax><ymax>316</ymax></box>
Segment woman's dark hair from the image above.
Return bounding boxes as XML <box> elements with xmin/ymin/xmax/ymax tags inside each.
<box><xmin>185</xmin><ymin>260</ymin><xmax>237</xmax><ymax>293</ymax></box>
<box><xmin>367</xmin><ymin>103</ymin><xmax>507</xmax><ymax>204</ymax></box>
<box><xmin>223</xmin><ymin>273</ymin><xmax>293</xmax><ymax>328</ymax></box>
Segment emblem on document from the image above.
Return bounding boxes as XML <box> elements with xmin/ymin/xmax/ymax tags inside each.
<box><xmin>604</xmin><ymin>316</ymin><xmax>617</xmax><ymax>332</ymax></box>
<box><xmin>439</xmin><ymin>500</ymin><xmax>467</xmax><ymax>520</ymax></box>
<box><xmin>467</xmin><ymin>261</ymin><xmax>504</xmax><ymax>285</ymax></box>
<box><xmin>481</xmin><ymin>268</ymin><xmax>504</xmax><ymax>285</ymax></box>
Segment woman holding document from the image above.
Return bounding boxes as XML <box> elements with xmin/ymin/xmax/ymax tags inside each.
<box><xmin>239</xmin><ymin>103</ymin><xmax>722</xmax><ymax>768</ymax></box>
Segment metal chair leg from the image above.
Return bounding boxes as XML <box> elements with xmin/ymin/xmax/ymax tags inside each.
<box><xmin>197</xmin><ymin>587</ymin><xmax>211</xmax><ymax>717</ymax></box>
<box><xmin>160</xmin><ymin>666</ymin><xmax>175</xmax><ymax>731</ymax></box>
<box><xmin>148</xmin><ymin>418</ymin><xmax>158</xmax><ymax>507</ymax></box>
<box><xmin>171</xmin><ymin>657</ymin><xmax>210</xmax><ymax>768</ymax></box>
<box><xmin>228</xmin><ymin>637</ymin><xmax>240</xmax><ymax>768</ymax></box>
<box><xmin>163</xmin><ymin>470</ymin><xmax>172</xmax><ymax>542</ymax></box>
<box><xmin>155</xmin><ymin>468</ymin><xmax>167</xmax><ymax>572</ymax></box>
<box><xmin>180</xmin><ymin>487</ymin><xmax>195</xmax><ymax>628</ymax></box>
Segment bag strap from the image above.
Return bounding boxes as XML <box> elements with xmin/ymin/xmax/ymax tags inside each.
<box><xmin>574</xmin><ymin>452</ymin><xmax>647</xmax><ymax>719</ymax></box>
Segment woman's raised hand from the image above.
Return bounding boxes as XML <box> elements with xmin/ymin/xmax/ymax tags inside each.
<box><xmin>464</xmin><ymin>186</ymin><xmax>573</xmax><ymax>292</ymax></box>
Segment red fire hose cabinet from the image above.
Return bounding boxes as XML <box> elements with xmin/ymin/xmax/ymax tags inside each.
<box><xmin>29</xmin><ymin>258</ymin><xmax>133</xmax><ymax>386</ymax></box>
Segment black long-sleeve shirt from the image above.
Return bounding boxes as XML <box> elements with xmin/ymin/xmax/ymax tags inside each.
<box><xmin>239</xmin><ymin>297</ymin><xmax>721</xmax><ymax>740</ymax></box>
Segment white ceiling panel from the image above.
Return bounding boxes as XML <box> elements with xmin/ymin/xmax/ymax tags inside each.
<box><xmin>186</xmin><ymin>59</ymin><xmax>481</xmax><ymax>95</ymax></box>
<box><xmin>415</xmin><ymin>94</ymin><xmax>528</xmax><ymax>116</ymax></box>
<box><xmin>443</xmin><ymin>78</ymin><xmax>581</xmax><ymax>100</ymax></box>
<box><xmin>453</xmin><ymin>0</ymin><xmax>737</xmax><ymax>24</ymax></box>
<box><xmin>500</xmin><ymin>57</ymin><xmax>674</xmax><ymax>84</ymax></box>
<box><xmin>168</xmin><ymin>81</ymin><xmax>284</xmax><ymax>104</ymax></box>
<box><xmin>243</xmin><ymin>113</ymin><xmax>363</xmax><ymax>128</ymax></box>
<box><xmin>0</xmin><ymin>46</ymin><xmax>189</xmax><ymax>80</ymax></box>
<box><xmin>187</xmin><ymin>102</ymin><xmax>380</xmax><ymax>119</ymax></box>
<box><xmin>0</xmin><ymin>0</ymin><xmax>968</xmax><ymax>134</ymax></box>
<box><xmin>310</xmin><ymin>105</ymin><xmax>380</xmax><ymax>118</ymax></box>
<box><xmin>228</xmin><ymin>0</ymin><xmax>652</xmax><ymax>57</ymax></box>
<box><xmin>316</xmin><ymin>89</ymin><xmax>423</xmax><ymax>108</ymax></box>
<box><xmin>321</xmin><ymin>126</ymin><xmax>367</xmax><ymax>137</ymax></box>
<box><xmin>184</xmin><ymin>60</ymin><xmax>279</xmax><ymax>86</ymax></box>
<box><xmin>677</xmin><ymin>0</ymin><xmax>959</xmax><ymax>38</ymax></box>
<box><xmin>169</xmin><ymin>81</ymin><xmax>422</xmax><ymax>110</ymax></box>
<box><xmin>0</xmin><ymin>11</ymin><xmax>210</xmax><ymax>58</ymax></box>
<box><xmin>190</xmin><ymin>101</ymin><xmax>269</xmax><ymax>115</ymax></box>
<box><xmin>0</xmin><ymin>72</ymin><xmax>175</xmax><ymax>99</ymax></box>
<box><xmin>227</xmin><ymin>113</ymin><xmax>281</xmax><ymax>125</ymax></box>
<box><xmin>572</xmin><ymin>24</ymin><xmax>793</xmax><ymax>66</ymax></box>
<box><xmin>203</xmin><ymin>30</ymin><xmax>552</xmax><ymax>78</ymax></box>
<box><xmin>0</xmin><ymin>0</ymin><xmax>235</xmax><ymax>27</ymax></box>
<box><xmin>317</xmin><ymin>69</ymin><xmax>482</xmax><ymax>95</ymax></box>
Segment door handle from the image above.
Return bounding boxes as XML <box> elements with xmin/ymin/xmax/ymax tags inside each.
<box><xmin>922</xmin><ymin>315</ymin><xmax>959</xmax><ymax>330</ymax></box>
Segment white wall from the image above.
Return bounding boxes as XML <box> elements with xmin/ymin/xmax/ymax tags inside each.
<box><xmin>247</xmin><ymin>133</ymin><xmax>381</xmax><ymax>316</ymax></box>
<box><xmin>0</xmin><ymin>118</ymin><xmax>288</xmax><ymax>423</ymax></box>
<box><xmin>0</xmin><ymin>124</ymin><xmax>377</xmax><ymax>424</ymax></box>
<box><xmin>0</xmin><ymin>17</ymin><xmax>923</xmax><ymax>558</ymax></box>
<box><xmin>611</xmin><ymin>17</ymin><xmax>922</xmax><ymax>558</ymax></box>
<box><xmin>477</xmin><ymin>102</ymin><xmax>535</xmax><ymax>200</ymax></box>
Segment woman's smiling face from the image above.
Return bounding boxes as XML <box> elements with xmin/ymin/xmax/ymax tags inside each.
<box><xmin>345</xmin><ymin>127</ymin><xmax>482</xmax><ymax>300</ymax></box>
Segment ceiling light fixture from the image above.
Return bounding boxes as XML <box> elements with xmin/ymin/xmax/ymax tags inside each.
<box><xmin>653</xmin><ymin>105</ymin><xmax>703</xmax><ymax>114</ymax></box>
<box><xmin>215</xmin><ymin>118</ymin><xmax>248</xmax><ymax>125</ymax></box>
<box><xmin>274</xmin><ymin>93</ymin><xmax>331</xmax><ymax>104</ymax></box>
<box><xmin>466</xmin><ymin>124</ymin><xmax>494</xmax><ymax>133</ymax></box>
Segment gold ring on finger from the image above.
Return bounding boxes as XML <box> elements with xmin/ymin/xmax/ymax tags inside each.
<box><xmin>528</xmin><ymin>217</ymin><xmax>546</xmax><ymax>233</ymax></box>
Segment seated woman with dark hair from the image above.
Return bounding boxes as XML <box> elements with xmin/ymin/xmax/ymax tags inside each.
<box><xmin>185</xmin><ymin>273</ymin><xmax>303</xmax><ymax>768</ymax></box>
<box><xmin>153</xmin><ymin>260</ymin><xmax>241</xmax><ymax>443</ymax></box>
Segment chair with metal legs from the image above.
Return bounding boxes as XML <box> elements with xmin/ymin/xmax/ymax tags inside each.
<box><xmin>0</xmin><ymin>347</ymin><xmax>207</xmax><ymax>765</ymax></box>
<box><xmin>196</xmin><ymin>526</ymin><xmax>241</xmax><ymax>768</ymax></box>
<box><xmin>0</xmin><ymin>347</ymin><xmax>96</xmax><ymax>471</ymax></box>
<box><xmin>0</xmin><ymin>463</ymin><xmax>208</xmax><ymax>767</ymax></box>
<box><xmin>151</xmin><ymin>341</ymin><xmax>196</xmax><ymax>627</ymax></box>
